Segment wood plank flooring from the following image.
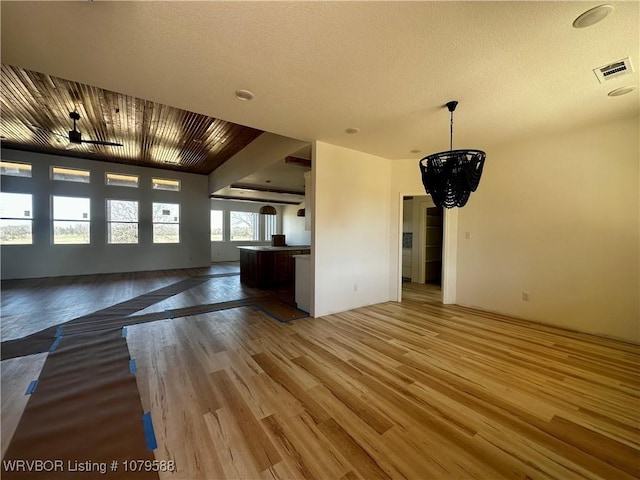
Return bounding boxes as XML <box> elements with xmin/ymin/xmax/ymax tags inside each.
<box><xmin>1</xmin><ymin>269</ymin><xmax>639</xmax><ymax>479</ymax></box>
<box><xmin>0</xmin><ymin>265</ymin><xmax>236</xmax><ymax>341</ymax></box>
<box><xmin>0</xmin><ymin>352</ymin><xmax>48</xmax><ymax>458</ymax></box>
<box><xmin>126</xmin><ymin>283</ymin><xmax>640</xmax><ymax>480</ymax></box>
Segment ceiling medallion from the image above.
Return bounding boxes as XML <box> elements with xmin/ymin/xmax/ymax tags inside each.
<box><xmin>419</xmin><ymin>101</ymin><xmax>485</xmax><ymax>209</ymax></box>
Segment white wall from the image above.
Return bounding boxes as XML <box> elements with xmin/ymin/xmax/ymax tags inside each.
<box><xmin>283</xmin><ymin>203</ymin><xmax>310</xmax><ymax>246</ymax></box>
<box><xmin>389</xmin><ymin>114</ymin><xmax>639</xmax><ymax>343</ymax></box>
<box><xmin>455</xmin><ymin>114</ymin><xmax>639</xmax><ymax>343</ymax></box>
<box><xmin>1</xmin><ymin>149</ymin><xmax>210</xmax><ymax>279</ymax></box>
<box><xmin>313</xmin><ymin>141</ymin><xmax>392</xmax><ymax>317</ymax></box>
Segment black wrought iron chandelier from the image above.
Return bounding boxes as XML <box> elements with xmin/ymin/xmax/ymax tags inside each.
<box><xmin>419</xmin><ymin>101</ymin><xmax>485</xmax><ymax>208</ymax></box>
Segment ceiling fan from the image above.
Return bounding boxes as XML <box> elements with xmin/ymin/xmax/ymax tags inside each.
<box><xmin>32</xmin><ymin>111</ymin><xmax>123</xmax><ymax>147</ymax></box>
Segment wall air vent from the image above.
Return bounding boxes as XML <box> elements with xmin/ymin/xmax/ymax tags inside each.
<box><xmin>593</xmin><ymin>57</ymin><xmax>634</xmax><ymax>83</ymax></box>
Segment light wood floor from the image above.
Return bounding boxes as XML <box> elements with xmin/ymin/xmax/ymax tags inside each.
<box><xmin>2</xmin><ymin>272</ymin><xmax>639</xmax><ymax>479</ymax></box>
<box><xmin>130</xmin><ymin>283</ymin><xmax>639</xmax><ymax>480</ymax></box>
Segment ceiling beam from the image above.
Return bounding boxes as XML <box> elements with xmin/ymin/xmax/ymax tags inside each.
<box><xmin>230</xmin><ymin>183</ymin><xmax>305</xmax><ymax>196</ymax></box>
<box><xmin>285</xmin><ymin>156</ymin><xmax>311</xmax><ymax>168</ymax></box>
<box><xmin>209</xmin><ymin>194</ymin><xmax>302</xmax><ymax>205</ymax></box>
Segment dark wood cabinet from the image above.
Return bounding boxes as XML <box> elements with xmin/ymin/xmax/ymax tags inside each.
<box><xmin>239</xmin><ymin>247</ymin><xmax>311</xmax><ymax>288</ymax></box>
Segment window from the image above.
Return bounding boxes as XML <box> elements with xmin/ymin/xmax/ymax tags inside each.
<box><xmin>152</xmin><ymin>178</ymin><xmax>180</xmax><ymax>191</ymax></box>
<box><xmin>0</xmin><ymin>161</ymin><xmax>31</xmax><ymax>178</ymax></box>
<box><xmin>152</xmin><ymin>202</ymin><xmax>179</xmax><ymax>243</ymax></box>
<box><xmin>52</xmin><ymin>196</ymin><xmax>90</xmax><ymax>244</ymax></box>
<box><xmin>106</xmin><ymin>173</ymin><xmax>138</xmax><ymax>188</ymax></box>
<box><xmin>0</xmin><ymin>192</ymin><xmax>33</xmax><ymax>244</ymax></box>
<box><xmin>51</xmin><ymin>166</ymin><xmax>90</xmax><ymax>183</ymax></box>
<box><xmin>230</xmin><ymin>211</ymin><xmax>259</xmax><ymax>241</ymax></box>
<box><xmin>263</xmin><ymin>214</ymin><xmax>277</xmax><ymax>241</ymax></box>
<box><xmin>211</xmin><ymin>210</ymin><xmax>223</xmax><ymax>241</ymax></box>
<box><xmin>107</xmin><ymin>200</ymin><xmax>138</xmax><ymax>244</ymax></box>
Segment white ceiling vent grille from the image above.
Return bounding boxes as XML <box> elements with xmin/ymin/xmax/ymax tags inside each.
<box><xmin>593</xmin><ymin>57</ymin><xmax>634</xmax><ymax>83</ymax></box>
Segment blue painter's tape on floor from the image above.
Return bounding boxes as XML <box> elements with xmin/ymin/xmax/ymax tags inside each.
<box><xmin>165</xmin><ymin>309</ymin><xmax>174</xmax><ymax>319</ymax></box>
<box><xmin>129</xmin><ymin>359</ymin><xmax>137</xmax><ymax>374</ymax></box>
<box><xmin>49</xmin><ymin>337</ymin><xmax>62</xmax><ymax>352</ymax></box>
<box><xmin>55</xmin><ymin>325</ymin><xmax>64</xmax><ymax>337</ymax></box>
<box><xmin>25</xmin><ymin>380</ymin><xmax>38</xmax><ymax>395</ymax></box>
<box><xmin>122</xmin><ymin>327</ymin><xmax>127</xmax><ymax>338</ymax></box>
<box><xmin>142</xmin><ymin>412</ymin><xmax>158</xmax><ymax>450</ymax></box>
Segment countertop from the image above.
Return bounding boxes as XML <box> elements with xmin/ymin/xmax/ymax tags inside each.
<box><xmin>237</xmin><ymin>245</ymin><xmax>311</xmax><ymax>252</ymax></box>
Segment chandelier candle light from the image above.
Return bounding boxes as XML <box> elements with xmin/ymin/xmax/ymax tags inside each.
<box><xmin>419</xmin><ymin>101</ymin><xmax>485</xmax><ymax>208</ymax></box>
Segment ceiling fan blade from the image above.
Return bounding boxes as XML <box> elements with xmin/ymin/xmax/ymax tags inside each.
<box><xmin>29</xmin><ymin>125</ymin><xmax>68</xmax><ymax>139</ymax></box>
<box><xmin>81</xmin><ymin>139</ymin><xmax>124</xmax><ymax>147</ymax></box>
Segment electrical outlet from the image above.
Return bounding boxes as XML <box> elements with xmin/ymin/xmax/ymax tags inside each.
<box><xmin>353</xmin><ymin>284</ymin><xmax>358</xmax><ymax>292</ymax></box>
<box><xmin>465</xmin><ymin>232</ymin><xmax>471</xmax><ymax>240</ymax></box>
<box><xmin>522</xmin><ymin>291</ymin><xmax>530</xmax><ymax>301</ymax></box>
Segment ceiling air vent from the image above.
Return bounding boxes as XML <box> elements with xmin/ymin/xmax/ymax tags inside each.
<box><xmin>593</xmin><ymin>57</ymin><xmax>634</xmax><ymax>83</ymax></box>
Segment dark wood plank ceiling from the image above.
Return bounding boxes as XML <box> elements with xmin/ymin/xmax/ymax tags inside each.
<box><xmin>0</xmin><ymin>64</ymin><xmax>263</xmax><ymax>175</ymax></box>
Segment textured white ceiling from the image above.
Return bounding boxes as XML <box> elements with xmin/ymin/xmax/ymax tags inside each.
<box><xmin>1</xmin><ymin>1</ymin><xmax>638</xmax><ymax>162</ymax></box>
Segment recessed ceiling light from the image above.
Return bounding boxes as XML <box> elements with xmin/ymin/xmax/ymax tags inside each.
<box><xmin>573</xmin><ymin>4</ymin><xmax>614</xmax><ymax>28</ymax></box>
<box><xmin>410</xmin><ymin>149</ymin><xmax>422</xmax><ymax>154</ymax></box>
<box><xmin>345</xmin><ymin>127</ymin><xmax>360</xmax><ymax>134</ymax></box>
<box><xmin>235</xmin><ymin>89</ymin><xmax>254</xmax><ymax>101</ymax></box>
<box><xmin>608</xmin><ymin>86</ymin><xmax>637</xmax><ymax>97</ymax></box>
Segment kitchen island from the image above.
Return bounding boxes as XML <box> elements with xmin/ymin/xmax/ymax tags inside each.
<box><xmin>238</xmin><ymin>245</ymin><xmax>311</xmax><ymax>288</ymax></box>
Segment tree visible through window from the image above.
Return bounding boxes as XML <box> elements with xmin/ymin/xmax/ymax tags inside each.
<box><xmin>230</xmin><ymin>211</ymin><xmax>259</xmax><ymax>241</ymax></box>
<box><xmin>153</xmin><ymin>202</ymin><xmax>180</xmax><ymax>243</ymax></box>
<box><xmin>107</xmin><ymin>200</ymin><xmax>139</xmax><ymax>244</ymax></box>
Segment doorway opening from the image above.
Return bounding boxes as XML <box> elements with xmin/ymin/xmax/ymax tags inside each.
<box><xmin>400</xmin><ymin>195</ymin><xmax>444</xmax><ymax>302</ymax></box>
<box><xmin>425</xmin><ymin>206</ymin><xmax>443</xmax><ymax>286</ymax></box>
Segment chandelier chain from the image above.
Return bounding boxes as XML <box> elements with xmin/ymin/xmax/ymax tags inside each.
<box><xmin>449</xmin><ymin>110</ymin><xmax>454</xmax><ymax>151</ymax></box>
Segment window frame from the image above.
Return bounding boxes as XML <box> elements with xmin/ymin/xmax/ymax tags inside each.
<box><xmin>0</xmin><ymin>161</ymin><xmax>32</xmax><ymax>178</ymax></box>
<box><xmin>0</xmin><ymin>192</ymin><xmax>33</xmax><ymax>245</ymax></box>
<box><xmin>52</xmin><ymin>195</ymin><xmax>91</xmax><ymax>245</ymax></box>
<box><xmin>152</xmin><ymin>177</ymin><xmax>181</xmax><ymax>192</ymax></box>
<box><xmin>210</xmin><ymin>209</ymin><xmax>224</xmax><ymax>242</ymax></box>
<box><xmin>106</xmin><ymin>199</ymin><xmax>139</xmax><ymax>245</ymax></box>
<box><xmin>229</xmin><ymin>210</ymin><xmax>260</xmax><ymax>242</ymax></box>
<box><xmin>105</xmin><ymin>172</ymin><xmax>139</xmax><ymax>188</ymax></box>
<box><xmin>262</xmin><ymin>213</ymin><xmax>278</xmax><ymax>241</ymax></box>
<box><xmin>152</xmin><ymin>202</ymin><xmax>180</xmax><ymax>244</ymax></box>
<box><xmin>51</xmin><ymin>166</ymin><xmax>90</xmax><ymax>183</ymax></box>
